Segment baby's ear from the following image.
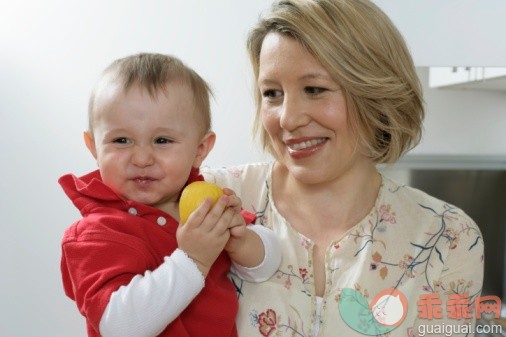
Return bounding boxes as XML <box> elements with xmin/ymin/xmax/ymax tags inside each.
<box><xmin>83</xmin><ymin>131</ymin><xmax>98</xmax><ymax>159</ymax></box>
<box><xmin>193</xmin><ymin>131</ymin><xmax>216</xmax><ymax>168</ymax></box>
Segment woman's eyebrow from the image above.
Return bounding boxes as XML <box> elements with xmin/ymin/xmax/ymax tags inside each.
<box><xmin>299</xmin><ymin>73</ymin><xmax>333</xmax><ymax>81</ymax></box>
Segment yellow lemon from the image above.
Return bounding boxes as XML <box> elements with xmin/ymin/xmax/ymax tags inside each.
<box><xmin>179</xmin><ymin>181</ymin><xmax>224</xmax><ymax>223</ymax></box>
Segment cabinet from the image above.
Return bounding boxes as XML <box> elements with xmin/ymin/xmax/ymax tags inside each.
<box><xmin>429</xmin><ymin>67</ymin><xmax>506</xmax><ymax>91</ymax></box>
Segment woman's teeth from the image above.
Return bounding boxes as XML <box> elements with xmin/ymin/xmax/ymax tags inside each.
<box><xmin>289</xmin><ymin>138</ymin><xmax>326</xmax><ymax>150</ymax></box>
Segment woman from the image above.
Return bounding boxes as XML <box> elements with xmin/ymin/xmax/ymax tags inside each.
<box><xmin>203</xmin><ymin>0</ymin><xmax>484</xmax><ymax>336</ymax></box>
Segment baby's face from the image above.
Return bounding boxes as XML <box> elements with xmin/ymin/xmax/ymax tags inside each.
<box><xmin>86</xmin><ymin>83</ymin><xmax>212</xmax><ymax>213</ymax></box>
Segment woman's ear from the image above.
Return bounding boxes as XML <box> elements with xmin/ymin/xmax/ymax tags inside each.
<box><xmin>83</xmin><ymin>131</ymin><xmax>98</xmax><ymax>159</ymax></box>
<box><xmin>192</xmin><ymin>131</ymin><xmax>216</xmax><ymax>168</ymax></box>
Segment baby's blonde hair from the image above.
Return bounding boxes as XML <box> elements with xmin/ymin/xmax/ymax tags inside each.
<box><xmin>88</xmin><ymin>53</ymin><xmax>212</xmax><ymax>135</ymax></box>
<box><xmin>248</xmin><ymin>0</ymin><xmax>424</xmax><ymax>163</ymax></box>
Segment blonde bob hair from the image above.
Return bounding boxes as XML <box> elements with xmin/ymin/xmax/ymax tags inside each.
<box><xmin>88</xmin><ymin>53</ymin><xmax>213</xmax><ymax>135</ymax></box>
<box><xmin>247</xmin><ymin>0</ymin><xmax>424</xmax><ymax>163</ymax></box>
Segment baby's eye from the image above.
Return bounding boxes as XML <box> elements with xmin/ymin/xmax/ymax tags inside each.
<box><xmin>304</xmin><ymin>86</ymin><xmax>327</xmax><ymax>95</ymax></box>
<box><xmin>155</xmin><ymin>137</ymin><xmax>172</xmax><ymax>144</ymax></box>
<box><xmin>113</xmin><ymin>137</ymin><xmax>130</xmax><ymax>144</ymax></box>
<box><xmin>262</xmin><ymin>89</ymin><xmax>283</xmax><ymax>99</ymax></box>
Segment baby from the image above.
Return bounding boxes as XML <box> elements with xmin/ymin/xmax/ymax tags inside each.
<box><xmin>59</xmin><ymin>53</ymin><xmax>280</xmax><ymax>337</ymax></box>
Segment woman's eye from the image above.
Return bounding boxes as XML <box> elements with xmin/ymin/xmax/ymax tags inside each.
<box><xmin>305</xmin><ymin>86</ymin><xmax>326</xmax><ymax>95</ymax></box>
<box><xmin>262</xmin><ymin>89</ymin><xmax>282</xmax><ymax>99</ymax></box>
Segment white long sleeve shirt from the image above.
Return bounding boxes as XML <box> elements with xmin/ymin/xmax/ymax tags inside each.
<box><xmin>99</xmin><ymin>224</ymin><xmax>281</xmax><ymax>337</ymax></box>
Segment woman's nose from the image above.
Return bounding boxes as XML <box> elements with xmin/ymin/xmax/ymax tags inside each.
<box><xmin>131</xmin><ymin>145</ymin><xmax>154</xmax><ymax>167</ymax></box>
<box><xmin>279</xmin><ymin>95</ymin><xmax>310</xmax><ymax>131</ymax></box>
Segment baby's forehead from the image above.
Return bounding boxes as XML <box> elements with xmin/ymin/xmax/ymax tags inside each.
<box><xmin>93</xmin><ymin>79</ymin><xmax>123</xmax><ymax>104</ymax></box>
<box><xmin>94</xmin><ymin>77</ymin><xmax>191</xmax><ymax>105</ymax></box>
<box><xmin>89</xmin><ymin>79</ymin><xmax>207</xmax><ymax>131</ymax></box>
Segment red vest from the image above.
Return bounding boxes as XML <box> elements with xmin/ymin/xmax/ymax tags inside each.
<box><xmin>60</xmin><ymin>169</ymin><xmax>239</xmax><ymax>336</ymax></box>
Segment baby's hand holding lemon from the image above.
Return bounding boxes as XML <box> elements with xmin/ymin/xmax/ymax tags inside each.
<box><xmin>179</xmin><ymin>181</ymin><xmax>224</xmax><ymax>223</ymax></box>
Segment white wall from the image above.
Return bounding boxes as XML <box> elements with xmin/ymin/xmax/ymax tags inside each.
<box><xmin>374</xmin><ymin>0</ymin><xmax>506</xmax><ymax>67</ymax></box>
<box><xmin>1</xmin><ymin>1</ymin><xmax>506</xmax><ymax>336</ymax></box>
<box><xmin>414</xmin><ymin>68</ymin><xmax>506</xmax><ymax>156</ymax></box>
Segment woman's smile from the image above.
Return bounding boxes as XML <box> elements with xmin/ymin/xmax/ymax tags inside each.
<box><xmin>285</xmin><ymin>137</ymin><xmax>328</xmax><ymax>159</ymax></box>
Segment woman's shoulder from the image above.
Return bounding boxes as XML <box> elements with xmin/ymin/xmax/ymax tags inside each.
<box><xmin>202</xmin><ymin>162</ymin><xmax>272</xmax><ymax>184</ymax></box>
<box><xmin>381</xmin><ymin>175</ymin><xmax>479</xmax><ymax>230</ymax></box>
<box><xmin>202</xmin><ymin>162</ymin><xmax>273</xmax><ymax>209</ymax></box>
<box><xmin>201</xmin><ymin>162</ymin><xmax>273</xmax><ymax>196</ymax></box>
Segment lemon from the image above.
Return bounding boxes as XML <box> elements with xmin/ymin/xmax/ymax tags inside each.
<box><xmin>179</xmin><ymin>181</ymin><xmax>224</xmax><ymax>223</ymax></box>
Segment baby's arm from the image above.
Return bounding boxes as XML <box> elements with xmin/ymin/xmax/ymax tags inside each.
<box><xmin>230</xmin><ymin>224</ymin><xmax>282</xmax><ymax>282</ymax></box>
<box><xmin>99</xmin><ymin>249</ymin><xmax>204</xmax><ymax>337</ymax></box>
<box><xmin>223</xmin><ymin>188</ymin><xmax>281</xmax><ymax>282</ymax></box>
<box><xmin>100</xmin><ymin>197</ymin><xmax>233</xmax><ymax>337</ymax></box>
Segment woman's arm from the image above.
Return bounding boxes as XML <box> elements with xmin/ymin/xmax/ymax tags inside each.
<box><xmin>412</xmin><ymin>216</ymin><xmax>484</xmax><ymax>336</ymax></box>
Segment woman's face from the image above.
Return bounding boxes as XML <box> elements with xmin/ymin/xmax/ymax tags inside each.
<box><xmin>258</xmin><ymin>32</ymin><xmax>370</xmax><ymax>185</ymax></box>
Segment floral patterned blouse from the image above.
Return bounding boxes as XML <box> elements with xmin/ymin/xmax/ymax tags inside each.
<box><xmin>203</xmin><ymin>162</ymin><xmax>484</xmax><ymax>337</ymax></box>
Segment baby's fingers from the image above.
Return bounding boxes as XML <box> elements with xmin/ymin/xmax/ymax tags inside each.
<box><xmin>200</xmin><ymin>195</ymin><xmax>231</xmax><ymax>232</ymax></box>
<box><xmin>222</xmin><ymin>190</ymin><xmax>242</xmax><ymax>211</ymax></box>
<box><xmin>180</xmin><ymin>198</ymin><xmax>213</xmax><ymax>227</ymax></box>
<box><xmin>229</xmin><ymin>223</ymin><xmax>247</xmax><ymax>237</ymax></box>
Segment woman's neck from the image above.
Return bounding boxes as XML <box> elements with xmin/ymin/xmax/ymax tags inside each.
<box><xmin>272</xmin><ymin>161</ymin><xmax>382</xmax><ymax>239</ymax></box>
<box><xmin>272</xmin><ymin>160</ymin><xmax>382</xmax><ymax>297</ymax></box>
